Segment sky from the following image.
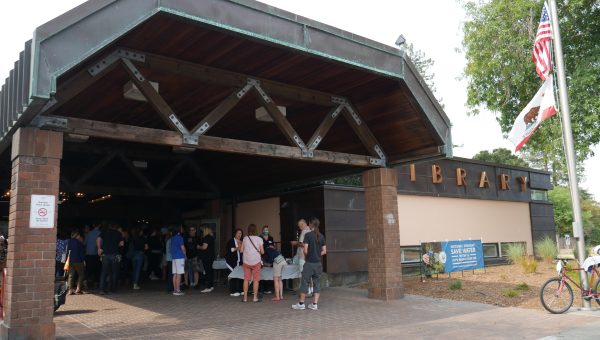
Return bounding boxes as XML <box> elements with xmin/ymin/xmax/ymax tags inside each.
<box><xmin>1</xmin><ymin>0</ymin><xmax>598</xmax><ymax>199</ymax></box>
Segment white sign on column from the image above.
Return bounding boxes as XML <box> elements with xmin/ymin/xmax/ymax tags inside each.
<box><xmin>29</xmin><ymin>195</ymin><xmax>56</xmax><ymax>228</ymax></box>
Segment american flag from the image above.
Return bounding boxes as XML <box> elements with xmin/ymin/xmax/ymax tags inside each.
<box><xmin>532</xmin><ymin>2</ymin><xmax>553</xmax><ymax>80</ymax></box>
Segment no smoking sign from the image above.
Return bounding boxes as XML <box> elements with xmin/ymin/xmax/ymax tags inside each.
<box><xmin>29</xmin><ymin>195</ymin><xmax>55</xmax><ymax>228</ymax></box>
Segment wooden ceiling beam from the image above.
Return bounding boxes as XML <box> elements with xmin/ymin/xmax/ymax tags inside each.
<box><xmin>71</xmin><ymin>185</ymin><xmax>218</xmax><ymax>200</ymax></box>
<box><xmin>141</xmin><ymin>50</ymin><xmax>335</xmax><ymax>107</ymax></box>
<box><xmin>41</xmin><ymin>115</ymin><xmax>379</xmax><ymax>168</ymax></box>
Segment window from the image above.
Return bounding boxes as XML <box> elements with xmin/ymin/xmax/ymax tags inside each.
<box><xmin>483</xmin><ymin>243</ymin><xmax>499</xmax><ymax>258</ymax></box>
<box><xmin>401</xmin><ymin>246</ymin><xmax>421</xmax><ymax>263</ymax></box>
<box><xmin>531</xmin><ymin>189</ymin><xmax>548</xmax><ymax>201</ymax></box>
<box><xmin>500</xmin><ymin>242</ymin><xmax>527</xmax><ymax>257</ymax></box>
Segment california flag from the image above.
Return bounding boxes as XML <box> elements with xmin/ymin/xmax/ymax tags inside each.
<box><xmin>508</xmin><ymin>75</ymin><xmax>557</xmax><ymax>152</ymax></box>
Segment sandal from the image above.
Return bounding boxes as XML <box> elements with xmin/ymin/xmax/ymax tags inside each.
<box><xmin>253</xmin><ymin>298</ymin><xmax>261</xmax><ymax>303</ymax></box>
<box><xmin>271</xmin><ymin>297</ymin><xmax>280</xmax><ymax>302</ymax></box>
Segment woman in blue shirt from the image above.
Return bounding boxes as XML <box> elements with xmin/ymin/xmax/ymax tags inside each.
<box><xmin>67</xmin><ymin>230</ymin><xmax>86</xmax><ymax>294</ymax></box>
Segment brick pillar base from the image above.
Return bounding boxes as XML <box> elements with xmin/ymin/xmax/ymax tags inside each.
<box><xmin>363</xmin><ymin>168</ymin><xmax>404</xmax><ymax>300</ymax></box>
<box><xmin>1</xmin><ymin>128</ymin><xmax>62</xmax><ymax>339</ymax></box>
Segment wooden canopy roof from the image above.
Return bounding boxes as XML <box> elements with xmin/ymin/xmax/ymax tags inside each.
<box><xmin>0</xmin><ymin>0</ymin><xmax>452</xmax><ymax>198</ymax></box>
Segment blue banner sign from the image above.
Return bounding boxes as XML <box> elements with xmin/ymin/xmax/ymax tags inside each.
<box><xmin>441</xmin><ymin>240</ymin><xmax>484</xmax><ymax>272</ymax></box>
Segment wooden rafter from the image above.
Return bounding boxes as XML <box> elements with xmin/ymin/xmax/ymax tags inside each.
<box><xmin>190</xmin><ymin>87</ymin><xmax>249</xmax><ymax>136</ymax></box>
<box><xmin>252</xmin><ymin>83</ymin><xmax>306</xmax><ymax>149</ymax></box>
<box><xmin>41</xmin><ymin>115</ymin><xmax>377</xmax><ymax>168</ymax></box>
<box><xmin>185</xmin><ymin>159</ymin><xmax>221</xmax><ymax>195</ymax></box>
<box><xmin>72</xmin><ymin>185</ymin><xmax>217</xmax><ymax>200</ymax></box>
<box><xmin>156</xmin><ymin>159</ymin><xmax>187</xmax><ymax>192</ymax></box>
<box><xmin>306</xmin><ymin>103</ymin><xmax>345</xmax><ymax>151</ymax></box>
<box><xmin>142</xmin><ymin>50</ymin><xmax>335</xmax><ymax>107</ymax></box>
<box><xmin>120</xmin><ymin>58</ymin><xmax>190</xmax><ymax>135</ymax></box>
<box><xmin>117</xmin><ymin>152</ymin><xmax>157</xmax><ymax>192</ymax></box>
<box><xmin>341</xmin><ymin>102</ymin><xmax>387</xmax><ymax>161</ymax></box>
<box><xmin>74</xmin><ymin>151</ymin><xmax>118</xmax><ymax>186</ymax></box>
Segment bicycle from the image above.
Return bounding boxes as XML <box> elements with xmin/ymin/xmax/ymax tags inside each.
<box><xmin>540</xmin><ymin>258</ymin><xmax>600</xmax><ymax>314</ymax></box>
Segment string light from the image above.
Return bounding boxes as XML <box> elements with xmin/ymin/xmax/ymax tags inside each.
<box><xmin>88</xmin><ymin>194</ymin><xmax>112</xmax><ymax>204</ymax></box>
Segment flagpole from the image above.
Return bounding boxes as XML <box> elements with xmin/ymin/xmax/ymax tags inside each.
<box><xmin>547</xmin><ymin>0</ymin><xmax>590</xmax><ymax>309</ymax></box>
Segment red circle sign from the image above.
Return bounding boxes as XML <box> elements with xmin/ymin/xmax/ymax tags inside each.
<box><xmin>38</xmin><ymin>208</ymin><xmax>48</xmax><ymax>217</ymax></box>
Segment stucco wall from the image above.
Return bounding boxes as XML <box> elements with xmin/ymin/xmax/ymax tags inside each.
<box><xmin>397</xmin><ymin>195</ymin><xmax>534</xmax><ymax>254</ymax></box>
<box><xmin>235</xmin><ymin>197</ymin><xmax>281</xmax><ymax>243</ymax></box>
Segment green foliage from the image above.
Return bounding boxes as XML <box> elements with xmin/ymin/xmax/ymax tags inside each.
<box><xmin>462</xmin><ymin>0</ymin><xmax>600</xmax><ymax>184</ymax></box>
<box><xmin>326</xmin><ymin>175</ymin><xmax>362</xmax><ymax>187</ymax></box>
<box><xmin>515</xmin><ymin>282</ymin><xmax>530</xmax><ymax>291</ymax></box>
<box><xmin>472</xmin><ymin>148</ymin><xmax>530</xmax><ymax>167</ymax></box>
<box><xmin>449</xmin><ymin>280</ymin><xmax>463</xmax><ymax>290</ymax></box>
<box><xmin>521</xmin><ymin>256</ymin><xmax>538</xmax><ymax>273</ymax></box>
<box><xmin>549</xmin><ymin>186</ymin><xmax>600</xmax><ymax>244</ymax></box>
<box><xmin>534</xmin><ymin>235</ymin><xmax>558</xmax><ymax>262</ymax></box>
<box><xmin>405</xmin><ymin>43</ymin><xmax>437</xmax><ymax>97</ymax></box>
<box><xmin>504</xmin><ymin>243</ymin><xmax>525</xmax><ymax>264</ymax></box>
<box><xmin>502</xmin><ymin>288</ymin><xmax>519</xmax><ymax>298</ymax></box>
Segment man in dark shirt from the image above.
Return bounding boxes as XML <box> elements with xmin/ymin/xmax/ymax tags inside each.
<box><xmin>96</xmin><ymin>224</ymin><xmax>124</xmax><ymax>294</ymax></box>
<box><xmin>292</xmin><ymin>218</ymin><xmax>326</xmax><ymax>311</ymax></box>
<box><xmin>184</xmin><ymin>226</ymin><xmax>201</xmax><ymax>288</ymax></box>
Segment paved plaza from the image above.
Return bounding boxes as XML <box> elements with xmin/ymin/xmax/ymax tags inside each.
<box><xmin>54</xmin><ymin>284</ymin><xmax>600</xmax><ymax>339</ymax></box>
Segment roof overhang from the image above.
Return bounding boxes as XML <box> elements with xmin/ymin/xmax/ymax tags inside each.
<box><xmin>0</xmin><ymin>0</ymin><xmax>452</xmax><ymax>196</ymax></box>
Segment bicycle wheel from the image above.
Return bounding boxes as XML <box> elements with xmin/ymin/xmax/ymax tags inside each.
<box><xmin>540</xmin><ymin>278</ymin><xmax>573</xmax><ymax>314</ymax></box>
<box><xmin>593</xmin><ymin>279</ymin><xmax>600</xmax><ymax>305</ymax></box>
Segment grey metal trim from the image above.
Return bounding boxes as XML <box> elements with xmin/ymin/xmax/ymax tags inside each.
<box><xmin>31</xmin><ymin>115</ymin><xmax>68</xmax><ymax>129</ymax></box>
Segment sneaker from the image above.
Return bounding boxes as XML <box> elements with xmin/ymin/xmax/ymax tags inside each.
<box><xmin>190</xmin><ymin>282</ymin><xmax>197</xmax><ymax>288</ymax></box>
<box><xmin>264</xmin><ymin>290</ymin><xmax>272</xmax><ymax>294</ymax></box>
<box><xmin>200</xmin><ymin>287</ymin><xmax>214</xmax><ymax>293</ymax></box>
<box><xmin>230</xmin><ymin>292</ymin><xmax>241</xmax><ymax>297</ymax></box>
<box><xmin>149</xmin><ymin>274</ymin><xmax>160</xmax><ymax>281</ymax></box>
<box><xmin>173</xmin><ymin>291</ymin><xmax>185</xmax><ymax>296</ymax></box>
<box><xmin>308</xmin><ymin>286</ymin><xmax>313</xmax><ymax>295</ymax></box>
<box><xmin>292</xmin><ymin>302</ymin><xmax>306</xmax><ymax>310</ymax></box>
<box><xmin>308</xmin><ymin>303</ymin><xmax>318</xmax><ymax>310</ymax></box>
<box><xmin>133</xmin><ymin>284</ymin><xmax>140</xmax><ymax>290</ymax></box>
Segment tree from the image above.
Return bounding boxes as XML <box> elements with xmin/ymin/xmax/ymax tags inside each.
<box><xmin>472</xmin><ymin>147</ymin><xmax>530</xmax><ymax>167</ymax></box>
<box><xmin>462</xmin><ymin>0</ymin><xmax>600</xmax><ymax>184</ymax></box>
<box><xmin>405</xmin><ymin>43</ymin><xmax>437</xmax><ymax>96</ymax></box>
<box><xmin>548</xmin><ymin>185</ymin><xmax>600</xmax><ymax>245</ymax></box>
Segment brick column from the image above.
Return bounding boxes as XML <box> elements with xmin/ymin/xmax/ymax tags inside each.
<box><xmin>1</xmin><ymin>127</ymin><xmax>63</xmax><ymax>339</ymax></box>
<box><xmin>363</xmin><ymin>168</ymin><xmax>403</xmax><ymax>300</ymax></box>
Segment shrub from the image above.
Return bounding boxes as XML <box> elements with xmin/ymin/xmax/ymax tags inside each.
<box><xmin>515</xmin><ymin>282</ymin><xmax>529</xmax><ymax>291</ymax></box>
<box><xmin>521</xmin><ymin>256</ymin><xmax>537</xmax><ymax>273</ymax></box>
<box><xmin>449</xmin><ymin>280</ymin><xmax>462</xmax><ymax>290</ymax></box>
<box><xmin>502</xmin><ymin>288</ymin><xmax>519</xmax><ymax>298</ymax></box>
<box><xmin>504</xmin><ymin>243</ymin><xmax>525</xmax><ymax>264</ymax></box>
<box><xmin>534</xmin><ymin>236</ymin><xmax>558</xmax><ymax>262</ymax></box>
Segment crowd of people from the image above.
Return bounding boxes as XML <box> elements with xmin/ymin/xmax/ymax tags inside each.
<box><xmin>54</xmin><ymin>217</ymin><xmax>327</xmax><ymax>310</ymax></box>
<box><xmin>55</xmin><ymin>223</ymin><xmax>216</xmax><ymax>295</ymax></box>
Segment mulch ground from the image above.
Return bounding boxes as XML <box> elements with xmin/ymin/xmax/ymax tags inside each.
<box><xmin>400</xmin><ymin>262</ymin><xmax>597</xmax><ymax>311</ymax></box>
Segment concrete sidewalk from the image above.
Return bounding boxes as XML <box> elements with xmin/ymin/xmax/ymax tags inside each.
<box><xmin>54</xmin><ymin>286</ymin><xmax>600</xmax><ymax>339</ymax></box>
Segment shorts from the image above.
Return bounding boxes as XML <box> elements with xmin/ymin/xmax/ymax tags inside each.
<box><xmin>300</xmin><ymin>262</ymin><xmax>322</xmax><ymax>294</ymax></box>
<box><xmin>243</xmin><ymin>263</ymin><xmax>261</xmax><ymax>282</ymax></box>
<box><xmin>273</xmin><ymin>261</ymin><xmax>286</xmax><ymax>277</ymax></box>
<box><xmin>172</xmin><ymin>258</ymin><xmax>185</xmax><ymax>274</ymax></box>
